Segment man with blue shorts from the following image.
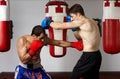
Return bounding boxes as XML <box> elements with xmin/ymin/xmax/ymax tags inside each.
<box><xmin>15</xmin><ymin>25</ymin><xmax>51</xmax><ymax>79</ymax></box>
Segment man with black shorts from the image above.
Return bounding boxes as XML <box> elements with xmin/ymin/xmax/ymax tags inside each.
<box><xmin>41</xmin><ymin>3</ymin><xmax>102</xmax><ymax>79</ymax></box>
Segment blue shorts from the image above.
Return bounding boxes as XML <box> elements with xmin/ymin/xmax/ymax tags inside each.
<box><xmin>14</xmin><ymin>65</ymin><xmax>51</xmax><ymax>79</ymax></box>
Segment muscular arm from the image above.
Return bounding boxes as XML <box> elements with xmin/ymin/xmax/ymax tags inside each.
<box><xmin>73</xmin><ymin>30</ymin><xmax>82</xmax><ymax>41</ymax></box>
<box><xmin>50</xmin><ymin>21</ymin><xmax>84</xmax><ymax>30</ymax></box>
<box><xmin>45</xmin><ymin>37</ymin><xmax>71</xmax><ymax>47</ymax></box>
<box><xmin>47</xmin><ymin>38</ymin><xmax>83</xmax><ymax>51</ymax></box>
<box><xmin>17</xmin><ymin>37</ymin><xmax>31</xmax><ymax>64</ymax></box>
<box><xmin>50</xmin><ymin>40</ymin><xmax>71</xmax><ymax>47</ymax></box>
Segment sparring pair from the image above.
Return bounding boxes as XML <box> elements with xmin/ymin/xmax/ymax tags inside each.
<box><xmin>41</xmin><ymin>4</ymin><xmax>102</xmax><ymax>79</ymax></box>
<box><xmin>15</xmin><ymin>25</ymin><xmax>83</xmax><ymax>79</ymax></box>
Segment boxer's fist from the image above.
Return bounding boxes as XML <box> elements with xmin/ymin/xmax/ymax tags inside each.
<box><xmin>70</xmin><ymin>41</ymin><xmax>83</xmax><ymax>51</ymax></box>
<box><xmin>28</xmin><ymin>40</ymin><xmax>43</xmax><ymax>57</ymax></box>
<box><xmin>41</xmin><ymin>18</ymin><xmax>53</xmax><ymax>29</ymax></box>
<box><xmin>66</xmin><ymin>15</ymin><xmax>72</xmax><ymax>22</ymax></box>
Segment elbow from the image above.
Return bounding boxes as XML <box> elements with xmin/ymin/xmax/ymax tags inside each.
<box><xmin>20</xmin><ymin>58</ymin><xmax>28</xmax><ymax>64</ymax></box>
<box><xmin>23</xmin><ymin>60</ymin><xmax>28</xmax><ymax>64</ymax></box>
<box><xmin>50</xmin><ymin>23</ymin><xmax>62</xmax><ymax>30</ymax></box>
<box><xmin>51</xmin><ymin>26</ymin><xmax>61</xmax><ymax>30</ymax></box>
<box><xmin>21</xmin><ymin>60</ymin><xmax>27</xmax><ymax>64</ymax></box>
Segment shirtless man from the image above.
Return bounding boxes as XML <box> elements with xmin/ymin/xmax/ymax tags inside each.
<box><xmin>14</xmin><ymin>25</ymin><xmax>51</xmax><ymax>79</ymax></box>
<box><xmin>41</xmin><ymin>4</ymin><xmax>102</xmax><ymax>79</ymax></box>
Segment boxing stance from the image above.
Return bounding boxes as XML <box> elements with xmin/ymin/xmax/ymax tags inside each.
<box><xmin>15</xmin><ymin>25</ymin><xmax>84</xmax><ymax>79</ymax></box>
<box><xmin>15</xmin><ymin>25</ymin><xmax>51</xmax><ymax>79</ymax></box>
<box><xmin>41</xmin><ymin>4</ymin><xmax>102</xmax><ymax>79</ymax></box>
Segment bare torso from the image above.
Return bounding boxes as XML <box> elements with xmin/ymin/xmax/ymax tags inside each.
<box><xmin>49</xmin><ymin>16</ymin><xmax>101</xmax><ymax>52</ymax></box>
<box><xmin>73</xmin><ymin>18</ymin><xmax>101</xmax><ymax>52</ymax></box>
<box><xmin>17</xmin><ymin>35</ymin><xmax>41</xmax><ymax>64</ymax></box>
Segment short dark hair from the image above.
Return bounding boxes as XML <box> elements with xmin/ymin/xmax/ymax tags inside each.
<box><xmin>31</xmin><ymin>25</ymin><xmax>46</xmax><ymax>36</ymax></box>
<box><xmin>68</xmin><ymin>4</ymin><xmax>85</xmax><ymax>16</ymax></box>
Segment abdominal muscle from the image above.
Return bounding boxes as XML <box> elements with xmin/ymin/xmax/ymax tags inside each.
<box><xmin>79</xmin><ymin>19</ymin><xmax>101</xmax><ymax>52</ymax></box>
<box><xmin>82</xmin><ymin>36</ymin><xmax>100</xmax><ymax>52</ymax></box>
<box><xmin>29</xmin><ymin>52</ymin><xmax>41</xmax><ymax>64</ymax></box>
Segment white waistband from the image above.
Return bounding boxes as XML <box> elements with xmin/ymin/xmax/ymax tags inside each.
<box><xmin>19</xmin><ymin>62</ymin><xmax>43</xmax><ymax>69</ymax></box>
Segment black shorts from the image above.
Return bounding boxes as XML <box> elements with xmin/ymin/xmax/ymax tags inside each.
<box><xmin>71</xmin><ymin>50</ymin><xmax>102</xmax><ymax>79</ymax></box>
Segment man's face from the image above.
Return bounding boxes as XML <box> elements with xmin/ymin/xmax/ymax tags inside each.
<box><xmin>70</xmin><ymin>13</ymin><xmax>80</xmax><ymax>21</ymax></box>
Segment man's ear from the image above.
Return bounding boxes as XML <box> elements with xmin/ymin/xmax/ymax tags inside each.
<box><xmin>76</xmin><ymin>12</ymin><xmax>81</xmax><ymax>17</ymax></box>
<box><xmin>32</xmin><ymin>34</ymin><xmax>37</xmax><ymax>38</ymax></box>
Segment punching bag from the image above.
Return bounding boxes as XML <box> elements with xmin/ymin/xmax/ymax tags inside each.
<box><xmin>103</xmin><ymin>0</ymin><xmax>120</xmax><ymax>54</ymax></box>
<box><xmin>0</xmin><ymin>0</ymin><xmax>10</xmax><ymax>52</ymax></box>
<box><xmin>45</xmin><ymin>0</ymin><xmax>68</xmax><ymax>57</ymax></box>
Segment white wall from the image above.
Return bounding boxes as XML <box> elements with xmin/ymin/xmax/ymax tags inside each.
<box><xmin>0</xmin><ymin>0</ymin><xmax>120</xmax><ymax>73</ymax></box>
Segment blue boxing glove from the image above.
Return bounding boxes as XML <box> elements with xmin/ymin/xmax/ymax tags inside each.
<box><xmin>66</xmin><ymin>15</ymin><xmax>77</xmax><ymax>32</ymax></box>
<box><xmin>72</xmin><ymin>28</ymin><xmax>77</xmax><ymax>32</ymax></box>
<box><xmin>66</xmin><ymin>15</ymin><xmax>72</xmax><ymax>22</ymax></box>
<box><xmin>41</xmin><ymin>18</ymin><xmax>53</xmax><ymax>29</ymax></box>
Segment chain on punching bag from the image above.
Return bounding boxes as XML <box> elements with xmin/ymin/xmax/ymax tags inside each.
<box><xmin>0</xmin><ymin>0</ymin><xmax>10</xmax><ymax>52</ymax></box>
<box><xmin>45</xmin><ymin>0</ymin><xmax>68</xmax><ymax>57</ymax></box>
<box><xmin>103</xmin><ymin>0</ymin><xmax>120</xmax><ymax>54</ymax></box>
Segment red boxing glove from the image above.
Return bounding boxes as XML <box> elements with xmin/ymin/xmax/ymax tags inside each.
<box><xmin>28</xmin><ymin>40</ymin><xmax>43</xmax><ymax>57</ymax></box>
<box><xmin>70</xmin><ymin>41</ymin><xmax>83</xmax><ymax>51</ymax></box>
